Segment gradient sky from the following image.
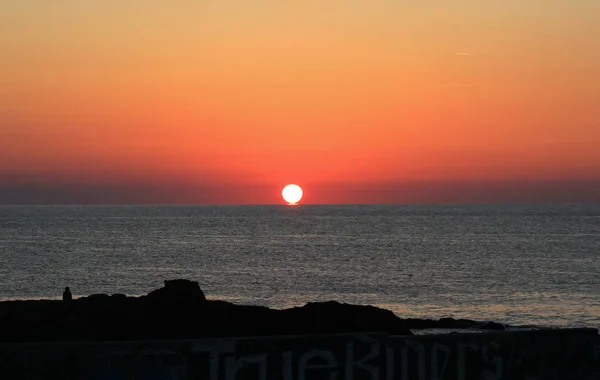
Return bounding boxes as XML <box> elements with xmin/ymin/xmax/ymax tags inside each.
<box><xmin>1</xmin><ymin>1</ymin><xmax>599</xmax><ymax>204</ymax></box>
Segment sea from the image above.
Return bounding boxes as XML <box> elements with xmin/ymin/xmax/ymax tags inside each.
<box><xmin>0</xmin><ymin>204</ymin><xmax>599</xmax><ymax>330</ymax></box>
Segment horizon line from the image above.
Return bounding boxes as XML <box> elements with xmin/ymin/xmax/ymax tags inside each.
<box><xmin>2</xmin><ymin>202</ymin><xmax>599</xmax><ymax>207</ymax></box>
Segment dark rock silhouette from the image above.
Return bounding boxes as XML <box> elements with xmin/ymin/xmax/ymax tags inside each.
<box><xmin>62</xmin><ymin>287</ymin><xmax>72</xmax><ymax>302</ymax></box>
<box><xmin>478</xmin><ymin>321</ymin><xmax>506</xmax><ymax>330</ymax></box>
<box><xmin>278</xmin><ymin>301</ymin><xmax>410</xmax><ymax>335</ymax></box>
<box><xmin>147</xmin><ymin>279</ymin><xmax>207</xmax><ymax>301</ymax></box>
<box><xmin>404</xmin><ymin>316</ymin><xmax>507</xmax><ymax>330</ymax></box>
<box><xmin>0</xmin><ymin>279</ymin><xmax>511</xmax><ymax>343</ymax></box>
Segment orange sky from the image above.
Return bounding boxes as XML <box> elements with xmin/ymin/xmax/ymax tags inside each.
<box><xmin>1</xmin><ymin>1</ymin><xmax>599</xmax><ymax>204</ymax></box>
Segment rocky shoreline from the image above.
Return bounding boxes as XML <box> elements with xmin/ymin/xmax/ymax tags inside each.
<box><xmin>0</xmin><ymin>279</ymin><xmax>516</xmax><ymax>343</ymax></box>
<box><xmin>1</xmin><ymin>280</ymin><xmax>599</xmax><ymax>379</ymax></box>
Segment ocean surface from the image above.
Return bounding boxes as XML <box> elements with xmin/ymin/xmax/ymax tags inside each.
<box><xmin>0</xmin><ymin>204</ymin><xmax>599</xmax><ymax>329</ymax></box>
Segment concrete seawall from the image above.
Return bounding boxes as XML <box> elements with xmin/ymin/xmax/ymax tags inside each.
<box><xmin>1</xmin><ymin>328</ymin><xmax>598</xmax><ymax>379</ymax></box>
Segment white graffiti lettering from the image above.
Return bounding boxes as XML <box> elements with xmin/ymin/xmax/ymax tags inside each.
<box><xmin>225</xmin><ymin>353</ymin><xmax>267</xmax><ymax>380</ymax></box>
<box><xmin>345</xmin><ymin>341</ymin><xmax>380</xmax><ymax>380</ymax></box>
<box><xmin>431</xmin><ymin>342</ymin><xmax>452</xmax><ymax>380</ymax></box>
<box><xmin>298</xmin><ymin>349</ymin><xmax>338</xmax><ymax>380</ymax></box>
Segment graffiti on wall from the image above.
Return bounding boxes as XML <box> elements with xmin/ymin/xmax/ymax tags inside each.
<box><xmin>0</xmin><ymin>328</ymin><xmax>597</xmax><ymax>380</ymax></box>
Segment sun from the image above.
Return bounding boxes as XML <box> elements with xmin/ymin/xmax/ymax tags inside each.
<box><xmin>282</xmin><ymin>184</ymin><xmax>303</xmax><ymax>204</ymax></box>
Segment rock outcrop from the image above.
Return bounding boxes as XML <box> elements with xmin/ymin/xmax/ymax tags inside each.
<box><xmin>0</xmin><ymin>279</ymin><xmax>510</xmax><ymax>343</ymax></box>
<box><xmin>405</xmin><ymin>316</ymin><xmax>507</xmax><ymax>331</ymax></box>
<box><xmin>147</xmin><ymin>279</ymin><xmax>207</xmax><ymax>301</ymax></box>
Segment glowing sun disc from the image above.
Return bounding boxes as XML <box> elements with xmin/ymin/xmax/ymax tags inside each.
<box><xmin>282</xmin><ymin>184</ymin><xmax>303</xmax><ymax>204</ymax></box>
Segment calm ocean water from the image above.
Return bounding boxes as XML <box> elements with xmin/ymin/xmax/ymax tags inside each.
<box><xmin>0</xmin><ymin>204</ymin><xmax>599</xmax><ymax>329</ymax></box>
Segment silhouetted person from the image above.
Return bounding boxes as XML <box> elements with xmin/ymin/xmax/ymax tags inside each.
<box><xmin>63</xmin><ymin>287</ymin><xmax>72</xmax><ymax>302</ymax></box>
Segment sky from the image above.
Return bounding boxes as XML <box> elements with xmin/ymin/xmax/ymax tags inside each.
<box><xmin>1</xmin><ymin>1</ymin><xmax>599</xmax><ymax>204</ymax></box>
